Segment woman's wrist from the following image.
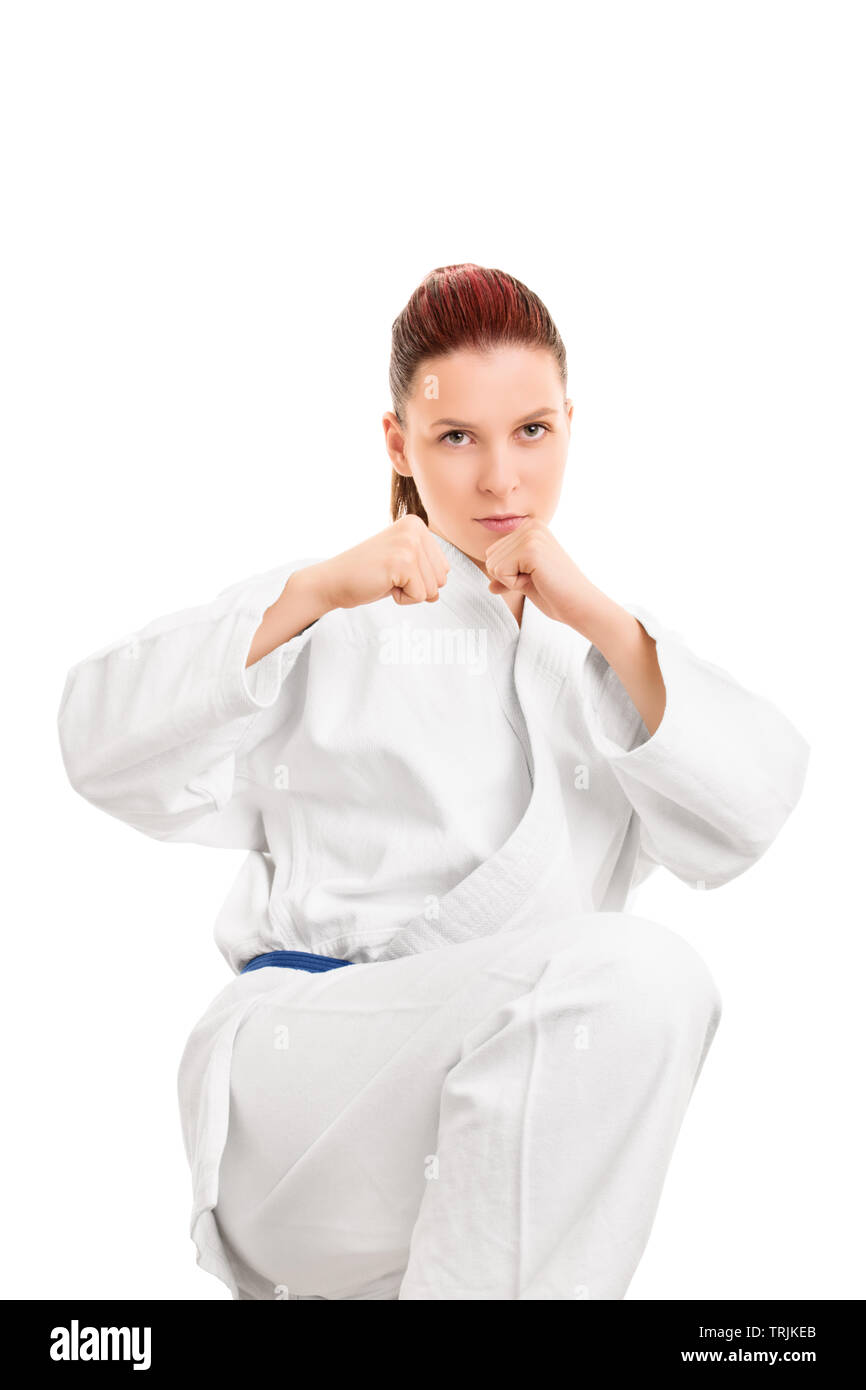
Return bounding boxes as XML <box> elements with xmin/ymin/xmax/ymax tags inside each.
<box><xmin>574</xmin><ymin>589</ymin><xmax>639</xmax><ymax>659</ymax></box>
<box><xmin>245</xmin><ymin>564</ymin><xmax>336</xmax><ymax>669</ymax></box>
<box><xmin>281</xmin><ymin>562</ymin><xmax>341</xmax><ymax>623</ymax></box>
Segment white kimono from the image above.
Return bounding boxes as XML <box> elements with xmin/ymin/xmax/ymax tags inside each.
<box><xmin>56</xmin><ymin>532</ymin><xmax>810</xmax><ymax>1298</ymax></box>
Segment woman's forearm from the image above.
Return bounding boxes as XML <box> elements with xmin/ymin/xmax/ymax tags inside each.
<box><xmin>577</xmin><ymin>591</ymin><xmax>667</xmax><ymax>737</ymax></box>
<box><xmin>245</xmin><ymin>564</ymin><xmax>336</xmax><ymax>668</ymax></box>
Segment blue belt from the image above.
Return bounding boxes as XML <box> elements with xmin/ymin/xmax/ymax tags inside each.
<box><xmin>240</xmin><ymin>949</ymin><xmax>354</xmax><ymax>975</ymax></box>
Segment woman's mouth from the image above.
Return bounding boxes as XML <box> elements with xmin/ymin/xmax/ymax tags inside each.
<box><xmin>474</xmin><ymin>514</ymin><xmax>528</xmax><ymax>533</ymax></box>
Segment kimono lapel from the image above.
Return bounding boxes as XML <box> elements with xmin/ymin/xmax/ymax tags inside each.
<box><xmin>374</xmin><ymin>535</ymin><xmax>583</xmax><ymax>961</ymax></box>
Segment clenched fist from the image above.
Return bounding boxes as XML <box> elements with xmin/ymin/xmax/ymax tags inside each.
<box><xmin>484</xmin><ymin>517</ymin><xmax>597</xmax><ymax>629</ymax></box>
<box><xmin>316</xmin><ymin>514</ymin><xmax>451</xmax><ymax>610</ymax></box>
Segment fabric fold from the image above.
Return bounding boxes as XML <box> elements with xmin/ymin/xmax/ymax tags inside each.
<box><xmin>56</xmin><ymin>559</ymin><xmax>320</xmax><ymax>843</ymax></box>
<box><xmin>580</xmin><ymin>601</ymin><xmax>811</xmax><ymax>887</ymax></box>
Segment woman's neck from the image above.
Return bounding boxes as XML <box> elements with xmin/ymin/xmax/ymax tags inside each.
<box><xmin>500</xmin><ymin>590</ymin><xmax>525</xmax><ymax>628</ymax></box>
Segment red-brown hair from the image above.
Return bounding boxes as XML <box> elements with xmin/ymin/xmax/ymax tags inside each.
<box><xmin>388</xmin><ymin>263</ymin><xmax>568</xmax><ymax>523</ymax></box>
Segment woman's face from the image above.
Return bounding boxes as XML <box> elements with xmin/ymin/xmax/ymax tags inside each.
<box><xmin>383</xmin><ymin>344</ymin><xmax>573</xmax><ymax>566</ymax></box>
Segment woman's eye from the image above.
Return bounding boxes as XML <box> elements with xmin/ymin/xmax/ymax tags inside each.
<box><xmin>520</xmin><ymin>422</ymin><xmax>550</xmax><ymax>440</ymax></box>
<box><xmin>439</xmin><ymin>423</ymin><xmax>550</xmax><ymax>447</ymax></box>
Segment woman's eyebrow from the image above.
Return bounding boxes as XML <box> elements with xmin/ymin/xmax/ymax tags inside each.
<box><xmin>429</xmin><ymin>406</ymin><xmax>558</xmax><ymax>429</ymax></box>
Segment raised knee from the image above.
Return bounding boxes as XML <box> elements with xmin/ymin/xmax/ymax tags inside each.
<box><xmin>606</xmin><ymin>916</ymin><xmax>723</xmax><ymax>1055</ymax></box>
<box><xmin>535</xmin><ymin>911</ymin><xmax>723</xmax><ymax>1036</ymax></box>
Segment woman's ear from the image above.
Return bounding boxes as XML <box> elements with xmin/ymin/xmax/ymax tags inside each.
<box><xmin>382</xmin><ymin>411</ymin><xmax>413</xmax><ymax>477</ymax></box>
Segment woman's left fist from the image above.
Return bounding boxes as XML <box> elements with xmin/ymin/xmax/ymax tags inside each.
<box><xmin>484</xmin><ymin>518</ymin><xmax>596</xmax><ymax>630</ymax></box>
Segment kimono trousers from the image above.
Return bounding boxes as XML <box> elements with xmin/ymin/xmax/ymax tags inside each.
<box><xmin>56</xmin><ymin>532</ymin><xmax>810</xmax><ymax>1300</ymax></box>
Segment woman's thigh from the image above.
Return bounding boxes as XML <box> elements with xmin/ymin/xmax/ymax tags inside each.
<box><xmin>214</xmin><ymin>911</ymin><xmax>721</xmax><ymax>1299</ymax></box>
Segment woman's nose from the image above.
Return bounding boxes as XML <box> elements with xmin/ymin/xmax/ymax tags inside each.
<box><xmin>477</xmin><ymin>447</ymin><xmax>520</xmax><ymax>495</ymax></box>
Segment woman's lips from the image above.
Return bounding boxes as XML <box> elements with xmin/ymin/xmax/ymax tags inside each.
<box><xmin>474</xmin><ymin>515</ymin><xmax>527</xmax><ymax>533</ymax></box>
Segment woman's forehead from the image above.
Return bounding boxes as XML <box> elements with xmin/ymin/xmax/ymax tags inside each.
<box><xmin>407</xmin><ymin>346</ymin><xmax>564</xmax><ymax>419</ymax></box>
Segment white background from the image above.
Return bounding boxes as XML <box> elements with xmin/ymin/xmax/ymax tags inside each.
<box><xmin>3</xmin><ymin>1</ymin><xmax>862</xmax><ymax>1299</ymax></box>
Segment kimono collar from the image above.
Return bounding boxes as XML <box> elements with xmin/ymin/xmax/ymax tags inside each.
<box><xmin>379</xmin><ymin>532</ymin><xmax>582</xmax><ymax>960</ymax></box>
<box><xmin>430</xmin><ymin>531</ymin><xmax>520</xmax><ymax>646</ymax></box>
<box><xmin>429</xmin><ymin>531</ymin><xmax>577</xmax><ymax>687</ymax></box>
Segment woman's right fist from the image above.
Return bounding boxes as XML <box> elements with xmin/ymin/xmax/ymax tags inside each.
<box><xmin>313</xmin><ymin>514</ymin><xmax>451</xmax><ymax>611</ymax></box>
<box><xmin>249</xmin><ymin>517</ymin><xmax>452</xmax><ymax>668</ymax></box>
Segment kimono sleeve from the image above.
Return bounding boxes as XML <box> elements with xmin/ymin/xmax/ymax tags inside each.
<box><xmin>56</xmin><ymin>559</ymin><xmax>320</xmax><ymax>848</ymax></box>
<box><xmin>580</xmin><ymin>602</ymin><xmax>811</xmax><ymax>889</ymax></box>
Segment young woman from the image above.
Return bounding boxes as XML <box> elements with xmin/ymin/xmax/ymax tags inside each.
<box><xmin>57</xmin><ymin>263</ymin><xmax>810</xmax><ymax>1301</ymax></box>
